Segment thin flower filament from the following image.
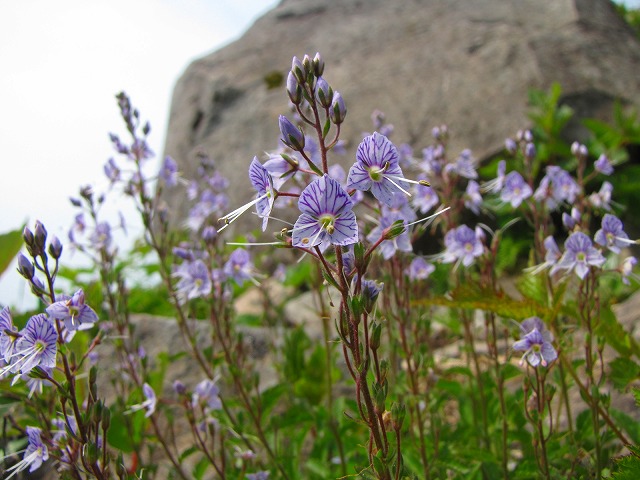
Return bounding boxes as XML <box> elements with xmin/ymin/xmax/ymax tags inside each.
<box><xmin>218</xmin><ymin>192</ymin><xmax>268</xmax><ymax>232</ymax></box>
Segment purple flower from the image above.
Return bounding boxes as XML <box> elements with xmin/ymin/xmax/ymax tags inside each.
<box><xmin>406</xmin><ymin>257</ymin><xmax>435</xmax><ymax>280</ymax></box>
<box><xmin>223</xmin><ymin>248</ymin><xmax>258</xmax><ymax>286</ymax></box>
<box><xmin>328</xmin><ymin>163</ymin><xmax>347</xmax><ymax>184</ymax></box>
<box><xmin>505</xmin><ymin>138</ymin><xmax>517</xmax><ymax>154</ymax></box>
<box><xmin>0</xmin><ymin>306</ymin><xmax>19</xmax><ymax>364</ymax></box>
<box><xmin>550</xmin><ymin>231</ymin><xmax>606</xmax><ymax>280</ymax></box>
<box><xmin>594</xmin><ymin>154</ymin><xmax>613</xmax><ymax>175</ymax></box>
<box><xmin>160</xmin><ymin>156</ymin><xmax>179</xmax><ymax>187</ymax></box>
<box><xmin>219</xmin><ymin>158</ymin><xmax>275</xmax><ymax>232</ymax></box>
<box><xmin>589</xmin><ymin>181</ymin><xmax>613</xmax><ymax>211</ymax></box>
<box><xmin>594</xmin><ymin>214</ymin><xmax>631</xmax><ymax>254</ymax></box>
<box><xmin>621</xmin><ymin>256</ymin><xmax>638</xmax><ymax>285</ymax></box>
<box><xmin>442</xmin><ymin>225</ymin><xmax>484</xmax><ymax>267</ymax></box>
<box><xmin>562</xmin><ymin>207</ymin><xmax>581</xmax><ymax>231</ymax></box>
<box><xmin>246</xmin><ymin>472</ymin><xmax>270</xmax><ymax>480</ymax></box>
<box><xmin>533</xmin><ymin>166</ymin><xmax>580</xmax><ymax>210</ymax></box>
<box><xmin>513</xmin><ymin>317</ymin><xmax>557</xmax><ymax>367</ymax></box>
<box><xmin>23</xmin><ymin>366</ymin><xmax>53</xmax><ymax>398</ymax></box>
<box><xmin>366</xmin><ymin>215</ymin><xmax>412</xmax><ymax>260</ymax></box>
<box><xmin>248</xmin><ymin>158</ymin><xmax>276</xmax><ymax>231</ymax></box>
<box><xmin>412</xmin><ymin>180</ymin><xmax>439</xmax><ymax>214</ymax></box>
<box><xmin>500</xmin><ymin>171</ymin><xmax>532</xmax><ymax>208</ymax></box>
<box><xmin>90</xmin><ymin>222</ymin><xmax>112</xmax><ymax>250</ymax></box>
<box><xmin>247</xmin><ymin>470</ymin><xmax>269</xmax><ymax>480</ymax></box>
<box><xmin>464</xmin><ymin>180</ymin><xmax>483</xmax><ymax>214</ymax></box>
<box><xmin>103</xmin><ymin>158</ymin><xmax>121</xmax><ymax>184</ymax></box>
<box><xmin>126</xmin><ymin>383</ymin><xmax>157</xmax><ymax>417</ymax></box>
<box><xmin>444</xmin><ymin>149</ymin><xmax>478</xmax><ymax>179</ymax></box>
<box><xmin>13</xmin><ymin>314</ymin><xmax>57</xmax><ymax>375</ymax></box>
<box><xmin>382</xmin><ymin>193</ymin><xmax>417</xmax><ymax>223</ymax></box>
<box><xmin>4</xmin><ymin>426</ymin><xmax>49</xmax><ymax>477</ymax></box>
<box><xmin>420</xmin><ymin>146</ymin><xmax>442</xmax><ymax>176</ymax></box>
<box><xmin>263</xmin><ymin>153</ymin><xmax>296</xmax><ymax>189</ymax></box>
<box><xmin>46</xmin><ymin>289</ymin><xmax>99</xmax><ymax>331</ymax></box>
<box><xmin>192</xmin><ymin>378</ymin><xmax>222</xmax><ymax>412</ymax></box>
<box><xmin>173</xmin><ymin>259</ymin><xmax>212</xmax><ymax>301</ymax></box>
<box><xmin>347</xmin><ymin>132</ymin><xmax>410</xmax><ymax>206</ymax></box>
<box><xmin>292</xmin><ymin>175</ymin><xmax>358</xmax><ymax>250</ymax></box>
<box><xmin>482</xmin><ymin>160</ymin><xmax>506</xmax><ymax>193</ymax></box>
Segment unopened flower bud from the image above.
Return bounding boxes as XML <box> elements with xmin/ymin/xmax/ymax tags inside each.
<box><xmin>315</xmin><ymin>76</ymin><xmax>333</xmax><ymax>108</ymax></box>
<box><xmin>202</xmin><ymin>226</ymin><xmax>217</xmax><ymax>244</ymax></box>
<box><xmin>280</xmin><ymin>152</ymin><xmax>299</xmax><ymax>168</ymax></box>
<box><xmin>48</xmin><ymin>236</ymin><xmax>63</xmax><ymax>259</ymax></box>
<box><xmin>372</xmin><ymin>381</ymin><xmax>386</xmax><ymax>413</ymax></box>
<box><xmin>23</xmin><ymin>227</ymin><xmax>34</xmax><ymax>247</ymax></box>
<box><xmin>525</xmin><ymin>142</ymin><xmax>536</xmax><ymax>160</ymax></box>
<box><xmin>370</xmin><ymin>322</ymin><xmax>383</xmax><ymax>350</ymax></box>
<box><xmin>379</xmin><ymin>359</ymin><xmax>389</xmax><ymax>383</ymax></box>
<box><xmin>279</xmin><ymin>115</ymin><xmax>305</xmax><ymax>151</ymax></box>
<box><xmin>571</xmin><ymin>141</ymin><xmax>580</xmax><ymax>156</ymax></box>
<box><xmin>329</xmin><ymin>92</ymin><xmax>346</xmax><ymax>125</ymax></box>
<box><xmin>313</xmin><ymin>52</ymin><xmax>324</xmax><ymax>76</ymax></box>
<box><xmin>302</xmin><ymin>54</ymin><xmax>313</xmax><ymax>77</ymax></box>
<box><xmin>69</xmin><ymin>197</ymin><xmax>82</xmax><ymax>207</ymax></box>
<box><xmin>80</xmin><ymin>185</ymin><xmax>93</xmax><ymax>201</ymax></box>
<box><xmin>291</xmin><ymin>56</ymin><xmax>306</xmax><ymax>84</ymax></box>
<box><xmin>173</xmin><ymin>380</ymin><xmax>187</xmax><ymax>395</ymax></box>
<box><xmin>142</xmin><ymin>121</ymin><xmax>151</xmax><ymax>136</ymax></box>
<box><xmin>286</xmin><ymin>71</ymin><xmax>302</xmax><ymax>105</ymax></box>
<box><xmin>523</xmin><ymin>130</ymin><xmax>533</xmax><ymax>142</ymax></box>
<box><xmin>30</xmin><ymin>276</ymin><xmax>45</xmax><ymax>295</ymax></box>
<box><xmin>101</xmin><ymin>406</ymin><xmax>111</xmax><ymax>430</ymax></box>
<box><xmin>34</xmin><ymin>221</ymin><xmax>47</xmax><ymax>252</ymax></box>
<box><xmin>391</xmin><ymin>402</ymin><xmax>406</xmax><ymax>430</ymax></box>
<box><xmin>505</xmin><ymin>138</ymin><xmax>517</xmax><ymax>154</ymax></box>
<box><xmin>362</xmin><ymin>279</ymin><xmax>383</xmax><ymax>314</ymax></box>
<box><xmin>383</xmin><ymin>220</ymin><xmax>406</xmax><ymax>241</ymax></box>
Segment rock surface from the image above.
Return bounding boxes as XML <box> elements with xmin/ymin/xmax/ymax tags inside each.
<box><xmin>162</xmin><ymin>0</ymin><xmax>640</xmax><ymax>232</ymax></box>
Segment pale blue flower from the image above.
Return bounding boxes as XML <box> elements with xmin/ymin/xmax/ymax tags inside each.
<box><xmin>513</xmin><ymin>317</ymin><xmax>557</xmax><ymax>367</ymax></box>
<box><xmin>46</xmin><ymin>289</ymin><xmax>99</xmax><ymax>331</ymax></box>
<box><xmin>500</xmin><ymin>171</ymin><xmax>532</xmax><ymax>208</ymax></box>
<box><xmin>550</xmin><ymin>231</ymin><xmax>606</xmax><ymax>280</ymax></box>
<box><xmin>347</xmin><ymin>132</ymin><xmax>409</xmax><ymax>206</ymax></box>
<box><xmin>292</xmin><ymin>175</ymin><xmax>358</xmax><ymax>250</ymax></box>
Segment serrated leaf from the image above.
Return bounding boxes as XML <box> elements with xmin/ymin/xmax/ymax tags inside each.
<box><xmin>412</xmin><ymin>283</ymin><xmax>549</xmax><ymax>320</ymax></box>
<box><xmin>612</xmin><ymin>445</ymin><xmax>640</xmax><ymax>479</ymax></box>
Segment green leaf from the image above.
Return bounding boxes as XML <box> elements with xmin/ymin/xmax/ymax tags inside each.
<box><xmin>412</xmin><ymin>283</ymin><xmax>549</xmax><ymax>321</ymax></box>
<box><xmin>610</xmin><ymin>409</ymin><xmax>640</xmax><ymax>445</ymax></box>
<box><xmin>0</xmin><ymin>226</ymin><xmax>25</xmax><ymax>278</ymax></box>
<box><xmin>106</xmin><ymin>410</ymin><xmax>142</xmax><ymax>453</ymax></box>
<box><xmin>612</xmin><ymin>445</ymin><xmax>640</xmax><ymax>479</ymax></box>
<box><xmin>595</xmin><ymin>305</ymin><xmax>640</xmax><ymax>358</ymax></box>
<box><xmin>609</xmin><ymin>357</ymin><xmax>640</xmax><ymax>391</ymax></box>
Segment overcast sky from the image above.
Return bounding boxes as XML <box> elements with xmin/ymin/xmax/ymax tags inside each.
<box><xmin>0</xmin><ymin>0</ymin><xmax>278</xmax><ymax>308</ymax></box>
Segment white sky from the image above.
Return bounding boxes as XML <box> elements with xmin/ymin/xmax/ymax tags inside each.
<box><xmin>0</xmin><ymin>0</ymin><xmax>278</xmax><ymax>309</ymax></box>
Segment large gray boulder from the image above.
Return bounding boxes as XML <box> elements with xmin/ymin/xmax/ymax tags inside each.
<box><xmin>162</xmin><ymin>0</ymin><xmax>640</xmax><ymax>232</ymax></box>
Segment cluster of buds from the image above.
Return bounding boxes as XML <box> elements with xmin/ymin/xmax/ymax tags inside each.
<box><xmin>285</xmin><ymin>53</ymin><xmax>346</xmax><ymax>136</ymax></box>
<box><xmin>18</xmin><ymin>221</ymin><xmax>63</xmax><ymax>299</ymax></box>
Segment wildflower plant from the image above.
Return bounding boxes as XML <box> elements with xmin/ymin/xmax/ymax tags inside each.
<box><xmin>1</xmin><ymin>54</ymin><xmax>640</xmax><ymax>480</ymax></box>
